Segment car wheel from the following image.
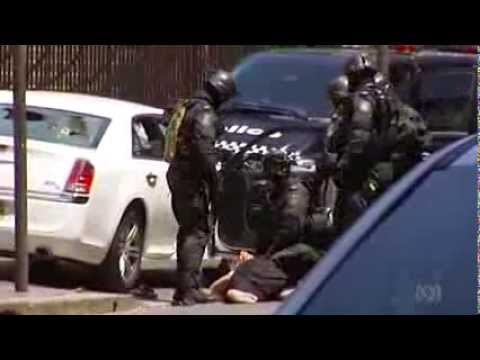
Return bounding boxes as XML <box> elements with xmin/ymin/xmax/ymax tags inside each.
<box><xmin>98</xmin><ymin>207</ymin><xmax>145</xmax><ymax>293</ymax></box>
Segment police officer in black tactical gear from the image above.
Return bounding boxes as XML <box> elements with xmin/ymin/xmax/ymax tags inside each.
<box><xmin>333</xmin><ymin>54</ymin><xmax>389</xmax><ymax>232</ymax></box>
<box><xmin>220</xmin><ymin>151</ymin><xmax>331</xmax><ymax>303</ymax></box>
<box><xmin>332</xmin><ymin>53</ymin><xmax>428</xmax><ymax>234</ymax></box>
<box><xmin>256</xmin><ymin>151</ymin><xmax>311</xmax><ymax>256</ymax></box>
<box><xmin>166</xmin><ymin>70</ymin><xmax>237</xmax><ymax>306</ymax></box>
<box><xmin>327</xmin><ymin>75</ymin><xmax>351</xmax><ymax>158</ymax></box>
<box><xmin>255</xmin><ymin>150</ymin><xmax>333</xmax><ymax>257</ymax></box>
<box><xmin>373</xmin><ymin>72</ymin><xmax>430</xmax><ymax>180</ymax></box>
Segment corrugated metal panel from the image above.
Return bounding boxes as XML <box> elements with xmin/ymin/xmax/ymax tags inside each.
<box><xmin>0</xmin><ymin>45</ymin><xmax>264</xmax><ymax>107</ymax></box>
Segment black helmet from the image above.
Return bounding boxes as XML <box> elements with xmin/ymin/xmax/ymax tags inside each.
<box><xmin>204</xmin><ymin>69</ymin><xmax>237</xmax><ymax>104</ymax></box>
<box><xmin>344</xmin><ymin>54</ymin><xmax>377</xmax><ymax>90</ymax></box>
<box><xmin>328</xmin><ymin>75</ymin><xmax>350</xmax><ymax>106</ymax></box>
<box><xmin>344</xmin><ymin>53</ymin><xmax>377</xmax><ymax>76</ymax></box>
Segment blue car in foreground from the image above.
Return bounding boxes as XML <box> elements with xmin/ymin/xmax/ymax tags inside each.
<box><xmin>277</xmin><ymin>135</ymin><xmax>477</xmax><ymax>315</ymax></box>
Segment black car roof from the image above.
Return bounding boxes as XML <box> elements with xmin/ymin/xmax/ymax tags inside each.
<box><xmin>413</xmin><ymin>51</ymin><xmax>477</xmax><ymax>69</ymax></box>
<box><xmin>267</xmin><ymin>47</ymin><xmax>361</xmax><ymax>56</ymax></box>
<box><xmin>245</xmin><ymin>47</ymin><xmax>476</xmax><ymax>68</ymax></box>
<box><xmin>246</xmin><ymin>47</ymin><xmax>363</xmax><ymax>63</ymax></box>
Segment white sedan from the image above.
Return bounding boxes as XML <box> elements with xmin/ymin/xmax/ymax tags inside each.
<box><xmin>0</xmin><ymin>91</ymin><xmax>181</xmax><ymax>292</ymax></box>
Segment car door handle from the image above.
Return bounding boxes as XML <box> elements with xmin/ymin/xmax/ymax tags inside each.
<box><xmin>146</xmin><ymin>173</ymin><xmax>158</xmax><ymax>188</ymax></box>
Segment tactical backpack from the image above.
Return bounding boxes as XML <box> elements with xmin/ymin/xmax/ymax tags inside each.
<box><xmin>163</xmin><ymin>99</ymin><xmax>192</xmax><ymax>163</ymax></box>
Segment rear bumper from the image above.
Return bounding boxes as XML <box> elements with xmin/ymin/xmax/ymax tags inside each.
<box><xmin>0</xmin><ymin>191</ymin><xmax>108</xmax><ymax>265</ymax></box>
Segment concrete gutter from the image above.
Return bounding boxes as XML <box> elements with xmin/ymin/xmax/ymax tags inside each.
<box><xmin>0</xmin><ymin>257</ymin><xmax>140</xmax><ymax>315</ymax></box>
<box><xmin>0</xmin><ymin>292</ymin><xmax>139</xmax><ymax>315</ymax></box>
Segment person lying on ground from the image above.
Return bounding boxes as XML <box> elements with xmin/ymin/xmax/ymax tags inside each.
<box><xmin>209</xmin><ymin>244</ymin><xmax>324</xmax><ymax>304</ymax></box>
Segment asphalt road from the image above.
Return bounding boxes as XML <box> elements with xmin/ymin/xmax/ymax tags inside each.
<box><xmin>115</xmin><ymin>288</ymin><xmax>280</xmax><ymax>315</ymax></box>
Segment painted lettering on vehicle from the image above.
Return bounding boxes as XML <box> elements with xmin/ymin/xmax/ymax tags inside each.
<box><xmin>224</xmin><ymin>125</ymin><xmax>283</xmax><ymax>139</ymax></box>
<box><xmin>215</xmin><ymin>140</ymin><xmax>301</xmax><ymax>159</ymax></box>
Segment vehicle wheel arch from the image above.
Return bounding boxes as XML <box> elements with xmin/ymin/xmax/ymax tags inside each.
<box><xmin>105</xmin><ymin>196</ymin><xmax>149</xmax><ymax>252</ymax></box>
<box><xmin>96</xmin><ymin>197</ymin><xmax>149</xmax><ymax>292</ymax></box>
<box><xmin>122</xmin><ymin>198</ymin><xmax>148</xmax><ymax>231</ymax></box>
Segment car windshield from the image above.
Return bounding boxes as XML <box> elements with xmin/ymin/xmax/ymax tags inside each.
<box><xmin>233</xmin><ymin>54</ymin><xmax>345</xmax><ymax>117</ymax></box>
<box><xmin>413</xmin><ymin>71</ymin><xmax>476</xmax><ymax>133</ymax></box>
<box><xmin>0</xmin><ymin>105</ymin><xmax>110</xmax><ymax>148</ymax></box>
<box><xmin>298</xmin><ymin>145</ymin><xmax>477</xmax><ymax>315</ymax></box>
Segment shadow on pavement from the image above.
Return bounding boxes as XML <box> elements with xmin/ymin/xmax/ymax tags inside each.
<box><xmin>1</xmin><ymin>257</ymin><xmax>99</xmax><ymax>291</ymax></box>
<box><xmin>141</xmin><ymin>266</ymin><xmax>224</xmax><ymax>289</ymax></box>
<box><xmin>28</xmin><ymin>260</ymin><xmax>95</xmax><ymax>290</ymax></box>
<box><xmin>1</xmin><ymin>257</ymin><xmax>224</xmax><ymax>296</ymax></box>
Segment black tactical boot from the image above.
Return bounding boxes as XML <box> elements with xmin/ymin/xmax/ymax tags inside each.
<box><xmin>172</xmin><ymin>288</ymin><xmax>217</xmax><ymax>307</ymax></box>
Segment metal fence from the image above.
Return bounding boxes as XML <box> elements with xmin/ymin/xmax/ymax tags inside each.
<box><xmin>0</xmin><ymin>45</ymin><xmax>263</xmax><ymax>108</ymax></box>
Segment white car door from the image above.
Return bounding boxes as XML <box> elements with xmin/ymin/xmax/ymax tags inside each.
<box><xmin>131</xmin><ymin>115</ymin><xmax>177</xmax><ymax>259</ymax></box>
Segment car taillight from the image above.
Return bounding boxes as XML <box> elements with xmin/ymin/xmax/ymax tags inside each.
<box><xmin>64</xmin><ymin>159</ymin><xmax>95</xmax><ymax>195</ymax></box>
<box><xmin>390</xmin><ymin>45</ymin><xmax>417</xmax><ymax>53</ymax></box>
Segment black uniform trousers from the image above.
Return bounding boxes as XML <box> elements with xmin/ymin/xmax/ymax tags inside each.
<box><xmin>167</xmin><ymin>162</ymin><xmax>211</xmax><ymax>294</ymax></box>
<box><xmin>257</xmin><ymin>177</ymin><xmax>312</xmax><ymax>255</ymax></box>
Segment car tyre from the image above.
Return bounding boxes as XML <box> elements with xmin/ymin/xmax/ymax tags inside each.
<box><xmin>98</xmin><ymin>207</ymin><xmax>145</xmax><ymax>293</ymax></box>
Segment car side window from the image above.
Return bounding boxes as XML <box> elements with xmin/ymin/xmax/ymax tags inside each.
<box><xmin>411</xmin><ymin>69</ymin><xmax>476</xmax><ymax>132</ymax></box>
<box><xmin>300</xmin><ymin>150</ymin><xmax>477</xmax><ymax>315</ymax></box>
<box><xmin>389</xmin><ymin>62</ymin><xmax>419</xmax><ymax>104</ymax></box>
<box><xmin>132</xmin><ymin>114</ymin><xmax>167</xmax><ymax>160</ymax></box>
